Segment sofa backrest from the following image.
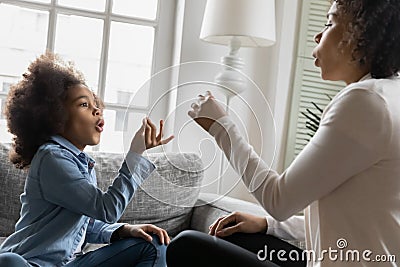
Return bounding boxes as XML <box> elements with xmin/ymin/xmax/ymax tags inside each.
<box><xmin>0</xmin><ymin>143</ymin><xmax>26</xmax><ymax>237</ymax></box>
<box><xmin>0</xmin><ymin>143</ymin><xmax>204</xmax><ymax>237</ymax></box>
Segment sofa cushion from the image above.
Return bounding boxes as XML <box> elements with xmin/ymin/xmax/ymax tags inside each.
<box><xmin>0</xmin><ymin>143</ymin><xmax>203</xmax><ymax>237</ymax></box>
<box><xmin>92</xmin><ymin>151</ymin><xmax>204</xmax><ymax>236</ymax></box>
<box><xmin>0</xmin><ymin>143</ymin><xmax>26</xmax><ymax>237</ymax></box>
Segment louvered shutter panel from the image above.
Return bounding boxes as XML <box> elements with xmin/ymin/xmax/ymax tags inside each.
<box><xmin>284</xmin><ymin>0</ymin><xmax>345</xmax><ymax>168</ymax></box>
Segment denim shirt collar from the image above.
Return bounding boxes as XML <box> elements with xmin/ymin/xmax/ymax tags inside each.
<box><xmin>49</xmin><ymin>135</ymin><xmax>95</xmax><ymax>170</ymax></box>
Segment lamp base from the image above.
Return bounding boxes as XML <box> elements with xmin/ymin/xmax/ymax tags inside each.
<box><xmin>215</xmin><ymin>37</ymin><xmax>247</xmax><ymax>98</ymax></box>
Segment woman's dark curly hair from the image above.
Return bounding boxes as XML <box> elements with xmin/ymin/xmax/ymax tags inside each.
<box><xmin>333</xmin><ymin>0</ymin><xmax>400</xmax><ymax>78</ymax></box>
<box><xmin>5</xmin><ymin>52</ymin><xmax>89</xmax><ymax>169</ymax></box>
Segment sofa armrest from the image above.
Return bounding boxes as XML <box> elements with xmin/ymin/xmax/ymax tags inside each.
<box><xmin>189</xmin><ymin>193</ymin><xmax>306</xmax><ymax>249</ymax></box>
<box><xmin>190</xmin><ymin>193</ymin><xmax>267</xmax><ymax>233</ymax></box>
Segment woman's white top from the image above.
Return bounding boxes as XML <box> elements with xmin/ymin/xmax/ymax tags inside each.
<box><xmin>209</xmin><ymin>74</ymin><xmax>400</xmax><ymax>266</ymax></box>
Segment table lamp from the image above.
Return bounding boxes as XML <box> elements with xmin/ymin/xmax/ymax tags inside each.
<box><xmin>200</xmin><ymin>0</ymin><xmax>276</xmax><ymax>99</ymax></box>
<box><xmin>200</xmin><ymin>0</ymin><xmax>276</xmax><ymax>194</ymax></box>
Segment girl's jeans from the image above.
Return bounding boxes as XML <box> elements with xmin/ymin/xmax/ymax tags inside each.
<box><xmin>0</xmin><ymin>235</ymin><xmax>166</xmax><ymax>267</ymax></box>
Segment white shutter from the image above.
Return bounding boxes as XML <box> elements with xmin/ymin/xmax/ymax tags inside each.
<box><xmin>284</xmin><ymin>0</ymin><xmax>345</xmax><ymax>168</ymax></box>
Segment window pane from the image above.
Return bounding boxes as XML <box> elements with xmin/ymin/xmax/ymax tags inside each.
<box><xmin>58</xmin><ymin>0</ymin><xmax>106</xmax><ymax>12</ymax></box>
<box><xmin>112</xmin><ymin>0</ymin><xmax>158</xmax><ymax>20</ymax></box>
<box><xmin>0</xmin><ymin>4</ymin><xmax>48</xmax><ymax>80</ymax></box>
<box><xmin>0</xmin><ymin>98</ymin><xmax>13</xmax><ymax>143</ymax></box>
<box><xmin>105</xmin><ymin>22</ymin><xmax>154</xmax><ymax>107</ymax></box>
<box><xmin>28</xmin><ymin>0</ymin><xmax>50</xmax><ymax>3</ymax></box>
<box><xmin>55</xmin><ymin>14</ymin><xmax>103</xmax><ymax>92</ymax></box>
<box><xmin>98</xmin><ymin>110</ymin><xmax>145</xmax><ymax>153</ymax></box>
<box><xmin>0</xmin><ymin>4</ymin><xmax>48</xmax><ymax>143</ymax></box>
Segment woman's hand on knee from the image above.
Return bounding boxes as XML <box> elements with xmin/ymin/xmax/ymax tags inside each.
<box><xmin>208</xmin><ymin>212</ymin><xmax>268</xmax><ymax>238</ymax></box>
<box><xmin>188</xmin><ymin>91</ymin><xmax>227</xmax><ymax>132</ymax></box>
<box><xmin>118</xmin><ymin>224</ymin><xmax>171</xmax><ymax>245</ymax></box>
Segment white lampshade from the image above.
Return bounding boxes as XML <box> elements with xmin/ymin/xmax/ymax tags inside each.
<box><xmin>200</xmin><ymin>0</ymin><xmax>276</xmax><ymax>47</ymax></box>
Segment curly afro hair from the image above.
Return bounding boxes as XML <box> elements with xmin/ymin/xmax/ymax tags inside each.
<box><xmin>5</xmin><ymin>52</ymin><xmax>87</xmax><ymax>169</ymax></box>
<box><xmin>334</xmin><ymin>0</ymin><xmax>400</xmax><ymax>78</ymax></box>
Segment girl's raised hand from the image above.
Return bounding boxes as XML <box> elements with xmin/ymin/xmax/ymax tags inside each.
<box><xmin>130</xmin><ymin>118</ymin><xmax>174</xmax><ymax>154</ymax></box>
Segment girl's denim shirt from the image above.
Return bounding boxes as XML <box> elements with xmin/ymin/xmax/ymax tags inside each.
<box><xmin>0</xmin><ymin>135</ymin><xmax>155</xmax><ymax>266</ymax></box>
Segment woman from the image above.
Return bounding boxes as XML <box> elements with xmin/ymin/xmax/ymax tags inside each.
<box><xmin>167</xmin><ymin>0</ymin><xmax>400</xmax><ymax>266</ymax></box>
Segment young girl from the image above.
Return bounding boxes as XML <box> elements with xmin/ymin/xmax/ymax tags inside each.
<box><xmin>0</xmin><ymin>52</ymin><xmax>174</xmax><ymax>267</ymax></box>
<box><xmin>168</xmin><ymin>0</ymin><xmax>400</xmax><ymax>266</ymax></box>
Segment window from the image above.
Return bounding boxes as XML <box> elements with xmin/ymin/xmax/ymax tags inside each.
<box><xmin>284</xmin><ymin>0</ymin><xmax>345</xmax><ymax>167</ymax></box>
<box><xmin>0</xmin><ymin>0</ymin><xmax>174</xmax><ymax>153</ymax></box>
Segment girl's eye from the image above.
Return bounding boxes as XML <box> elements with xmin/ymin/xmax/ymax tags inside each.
<box><xmin>80</xmin><ymin>102</ymin><xmax>89</xmax><ymax>107</ymax></box>
<box><xmin>324</xmin><ymin>23</ymin><xmax>333</xmax><ymax>28</ymax></box>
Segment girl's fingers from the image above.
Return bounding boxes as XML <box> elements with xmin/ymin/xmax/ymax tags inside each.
<box><xmin>141</xmin><ymin>118</ymin><xmax>173</xmax><ymax>149</ymax></box>
<box><xmin>160</xmin><ymin>135</ymin><xmax>174</xmax><ymax>145</ymax></box>
<box><xmin>159</xmin><ymin>229</ymin><xmax>170</xmax><ymax>245</ymax></box>
<box><xmin>145</xmin><ymin>122</ymin><xmax>152</xmax><ymax>145</ymax></box>
<box><xmin>147</xmin><ymin>118</ymin><xmax>157</xmax><ymax>145</ymax></box>
<box><xmin>156</xmin><ymin>120</ymin><xmax>164</xmax><ymax>142</ymax></box>
<box><xmin>138</xmin><ymin>229</ymin><xmax>153</xmax><ymax>242</ymax></box>
<box><xmin>147</xmin><ymin>226</ymin><xmax>170</xmax><ymax>245</ymax></box>
<box><xmin>164</xmin><ymin>229</ymin><xmax>171</xmax><ymax>244</ymax></box>
<box><xmin>161</xmin><ymin>229</ymin><xmax>170</xmax><ymax>245</ymax></box>
<box><xmin>152</xmin><ymin>228</ymin><xmax>165</xmax><ymax>244</ymax></box>
<box><xmin>139</xmin><ymin>118</ymin><xmax>147</xmax><ymax>134</ymax></box>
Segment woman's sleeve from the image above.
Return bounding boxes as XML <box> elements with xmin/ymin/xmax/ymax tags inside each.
<box><xmin>39</xmin><ymin>150</ymin><xmax>155</xmax><ymax>223</ymax></box>
<box><xmin>266</xmin><ymin>215</ymin><xmax>305</xmax><ymax>241</ymax></box>
<box><xmin>209</xmin><ymin>88</ymin><xmax>391</xmax><ymax>221</ymax></box>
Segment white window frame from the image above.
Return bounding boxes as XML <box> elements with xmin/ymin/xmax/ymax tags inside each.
<box><xmin>0</xmin><ymin>0</ymin><xmax>177</xmax><ymax>150</ymax></box>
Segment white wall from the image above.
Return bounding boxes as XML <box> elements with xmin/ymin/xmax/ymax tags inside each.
<box><xmin>169</xmin><ymin>0</ymin><xmax>301</xmax><ymax>203</ymax></box>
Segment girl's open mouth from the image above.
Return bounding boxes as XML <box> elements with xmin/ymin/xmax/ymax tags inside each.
<box><xmin>96</xmin><ymin>119</ymin><xmax>105</xmax><ymax>133</ymax></box>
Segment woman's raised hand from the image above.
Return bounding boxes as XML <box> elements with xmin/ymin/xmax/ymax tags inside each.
<box><xmin>130</xmin><ymin>118</ymin><xmax>174</xmax><ymax>155</ymax></box>
<box><xmin>208</xmin><ymin>211</ymin><xmax>268</xmax><ymax>238</ymax></box>
<box><xmin>188</xmin><ymin>91</ymin><xmax>227</xmax><ymax>132</ymax></box>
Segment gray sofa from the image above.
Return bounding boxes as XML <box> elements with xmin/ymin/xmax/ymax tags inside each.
<box><xmin>0</xmin><ymin>142</ymin><xmax>268</xmax><ymax>250</ymax></box>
